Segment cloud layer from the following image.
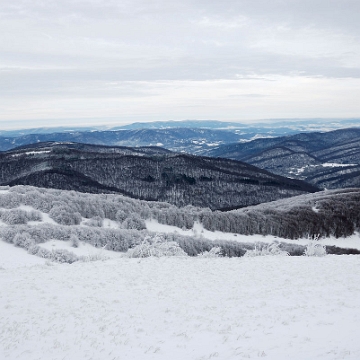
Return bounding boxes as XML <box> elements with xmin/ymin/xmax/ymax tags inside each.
<box><xmin>1</xmin><ymin>0</ymin><xmax>359</xmax><ymax>128</ymax></box>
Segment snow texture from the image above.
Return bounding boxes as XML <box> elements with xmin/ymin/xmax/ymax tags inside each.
<box><xmin>0</xmin><ymin>255</ymin><xmax>359</xmax><ymax>360</ymax></box>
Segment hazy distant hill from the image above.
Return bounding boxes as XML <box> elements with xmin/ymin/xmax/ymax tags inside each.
<box><xmin>0</xmin><ymin>128</ymin><xmax>243</xmax><ymax>153</ymax></box>
<box><xmin>0</xmin><ymin>142</ymin><xmax>318</xmax><ymax>210</ymax></box>
<box><xmin>2</xmin><ymin>119</ymin><xmax>359</xmax><ymax>154</ymax></box>
<box><xmin>208</xmin><ymin>128</ymin><xmax>360</xmax><ymax>189</ymax></box>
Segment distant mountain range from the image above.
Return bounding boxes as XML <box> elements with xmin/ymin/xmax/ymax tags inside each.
<box><xmin>208</xmin><ymin>128</ymin><xmax>360</xmax><ymax>189</ymax></box>
<box><xmin>0</xmin><ymin>142</ymin><xmax>317</xmax><ymax>210</ymax></box>
<box><xmin>3</xmin><ymin>118</ymin><xmax>360</xmax><ymax>135</ymax></box>
<box><xmin>1</xmin><ymin>119</ymin><xmax>360</xmax><ymax>197</ymax></box>
<box><xmin>118</xmin><ymin>118</ymin><xmax>360</xmax><ymax>132</ymax></box>
<box><xmin>1</xmin><ymin>119</ymin><xmax>359</xmax><ymax>153</ymax></box>
<box><xmin>0</xmin><ymin>128</ymin><xmax>243</xmax><ymax>154</ymax></box>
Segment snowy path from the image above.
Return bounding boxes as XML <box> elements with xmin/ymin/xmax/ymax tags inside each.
<box><xmin>1</xmin><ymin>256</ymin><xmax>360</xmax><ymax>359</ymax></box>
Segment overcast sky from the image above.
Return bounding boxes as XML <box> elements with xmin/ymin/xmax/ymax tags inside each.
<box><xmin>1</xmin><ymin>0</ymin><xmax>360</xmax><ymax>129</ymax></box>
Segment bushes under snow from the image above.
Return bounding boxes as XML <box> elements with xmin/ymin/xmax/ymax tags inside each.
<box><xmin>49</xmin><ymin>205</ymin><xmax>82</xmax><ymax>225</ymax></box>
<box><xmin>198</xmin><ymin>247</ymin><xmax>222</xmax><ymax>258</ymax></box>
<box><xmin>126</xmin><ymin>235</ymin><xmax>188</xmax><ymax>258</ymax></box>
<box><xmin>1</xmin><ymin>186</ymin><xmax>359</xmax><ymax>261</ymax></box>
<box><xmin>0</xmin><ymin>208</ymin><xmax>42</xmax><ymax>225</ymax></box>
<box><xmin>244</xmin><ymin>242</ymin><xmax>290</xmax><ymax>257</ymax></box>
<box><xmin>303</xmin><ymin>241</ymin><xmax>327</xmax><ymax>257</ymax></box>
<box><xmin>27</xmin><ymin>245</ymin><xmax>79</xmax><ymax>264</ymax></box>
<box><xmin>122</xmin><ymin>214</ymin><xmax>146</xmax><ymax>230</ymax></box>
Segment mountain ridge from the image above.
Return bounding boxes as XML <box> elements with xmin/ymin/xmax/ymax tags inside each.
<box><xmin>208</xmin><ymin>128</ymin><xmax>360</xmax><ymax>189</ymax></box>
<box><xmin>0</xmin><ymin>142</ymin><xmax>318</xmax><ymax>210</ymax></box>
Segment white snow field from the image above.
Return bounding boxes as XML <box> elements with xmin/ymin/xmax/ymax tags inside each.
<box><xmin>1</xmin><ymin>253</ymin><xmax>360</xmax><ymax>360</ymax></box>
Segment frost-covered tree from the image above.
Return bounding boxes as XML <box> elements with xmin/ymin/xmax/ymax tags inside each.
<box><xmin>126</xmin><ymin>235</ymin><xmax>188</xmax><ymax>258</ymax></box>
<box><xmin>198</xmin><ymin>247</ymin><xmax>222</xmax><ymax>258</ymax></box>
<box><xmin>115</xmin><ymin>209</ymin><xmax>128</xmax><ymax>223</ymax></box>
<box><xmin>122</xmin><ymin>214</ymin><xmax>146</xmax><ymax>230</ymax></box>
<box><xmin>13</xmin><ymin>232</ymin><xmax>35</xmax><ymax>249</ymax></box>
<box><xmin>244</xmin><ymin>242</ymin><xmax>289</xmax><ymax>257</ymax></box>
<box><xmin>303</xmin><ymin>238</ymin><xmax>327</xmax><ymax>257</ymax></box>
<box><xmin>49</xmin><ymin>205</ymin><xmax>82</xmax><ymax>225</ymax></box>
<box><xmin>70</xmin><ymin>234</ymin><xmax>80</xmax><ymax>248</ymax></box>
<box><xmin>1</xmin><ymin>209</ymin><xmax>27</xmax><ymax>225</ymax></box>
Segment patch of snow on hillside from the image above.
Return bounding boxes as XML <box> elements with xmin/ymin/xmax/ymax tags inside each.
<box><xmin>322</xmin><ymin>163</ymin><xmax>357</xmax><ymax>167</ymax></box>
<box><xmin>11</xmin><ymin>150</ymin><xmax>51</xmax><ymax>157</ymax></box>
<box><xmin>250</xmin><ymin>134</ymin><xmax>276</xmax><ymax>141</ymax></box>
<box><xmin>37</xmin><ymin>212</ymin><xmax>57</xmax><ymax>224</ymax></box>
<box><xmin>292</xmin><ymin>163</ymin><xmax>358</xmax><ymax>175</ymax></box>
<box><xmin>206</xmin><ymin>142</ymin><xmax>221</xmax><ymax>147</ymax></box>
<box><xmin>0</xmin><ymin>256</ymin><xmax>359</xmax><ymax>359</ymax></box>
<box><xmin>38</xmin><ymin>240</ymin><xmax>123</xmax><ymax>259</ymax></box>
<box><xmin>0</xmin><ymin>241</ymin><xmax>47</xmax><ymax>269</ymax></box>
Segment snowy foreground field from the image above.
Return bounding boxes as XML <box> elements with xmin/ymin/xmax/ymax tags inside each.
<box><xmin>1</xmin><ymin>252</ymin><xmax>360</xmax><ymax>360</ymax></box>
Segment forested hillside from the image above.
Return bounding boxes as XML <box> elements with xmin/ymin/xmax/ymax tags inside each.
<box><xmin>204</xmin><ymin>188</ymin><xmax>360</xmax><ymax>239</ymax></box>
<box><xmin>0</xmin><ymin>142</ymin><xmax>317</xmax><ymax>210</ymax></box>
<box><xmin>0</xmin><ymin>186</ymin><xmax>359</xmax><ymax>260</ymax></box>
<box><xmin>208</xmin><ymin>128</ymin><xmax>360</xmax><ymax>189</ymax></box>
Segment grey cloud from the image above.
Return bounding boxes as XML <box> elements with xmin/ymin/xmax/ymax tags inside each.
<box><xmin>0</xmin><ymin>0</ymin><xmax>359</xmax><ymax>125</ymax></box>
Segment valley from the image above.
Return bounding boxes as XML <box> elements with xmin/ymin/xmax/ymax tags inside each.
<box><xmin>0</xmin><ymin>142</ymin><xmax>317</xmax><ymax>210</ymax></box>
<box><xmin>1</xmin><ymin>120</ymin><xmax>360</xmax><ymax>360</ymax></box>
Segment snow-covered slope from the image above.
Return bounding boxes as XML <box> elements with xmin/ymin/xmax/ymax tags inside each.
<box><xmin>1</xmin><ymin>255</ymin><xmax>360</xmax><ymax>360</ymax></box>
<box><xmin>1</xmin><ymin>184</ymin><xmax>359</xmax><ymax>359</ymax></box>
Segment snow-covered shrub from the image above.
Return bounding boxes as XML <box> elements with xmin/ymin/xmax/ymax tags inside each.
<box><xmin>0</xmin><ymin>208</ymin><xmax>42</xmax><ymax>225</ymax></box>
<box><xmin>27</xmin><ymin>245</ymin><xmax>41</xmax><ymax>255</ymax></box>
<box><xmin>27</xmin><ymin>245</ymin><xmax>52</xmax><ymax>259</ymax></box>
<box><xmin>0</xmin><ymin>192</ymin><xmax>21</xmax><ymax>209</ymax></box>
<box><xmin>85</xmin><ymin>216</ymin><xmax>103</xmax><ymax>227</ymax></box>
<box><xmin>13</xmin><ymin>232</ymin><xmax>34</xmax><ymax>249</ymax></box>
<box><xmin>27</xmin><ymin>210</ymin><xmax>42</xmax><ymax>222</ymax></box>
<box><xmin>122</xmin><ymin>214</ymin><xmax>146</xmax><ymax>230</ymax></box>
<box><xmin>27</xmin><ymin>244</ymin><xmax>79</xmax><ymax>263</ymax></box>
<box><xmin>244</xmin><ymin>242</ymin><xmax>290</xmax><ymax>257</ymax></box>
<box><xmin>0</xmin><ymin>227</ymin><xmax>18</xmax><ymax>243</ymax></box>
<box><xmin>49</xmin><ymin>205</ymin><xmax>82</xmax><ymax>225</ymax></box>
<box><xmin>198</xmin><ymin>247</ymin><xmax>223</xmax><ymax>258</ymax></box>
<box><xmin>1</xmin><ymin>209</ymin><xmax>27</xmax><ymax>225</ymax></box>
<box><xmin>70</xmin><ymin>234</ymin><xmax>80</xmax><ymax>248</ymax></box>
<box><xmin>303</xmin><ymin>241</ymin><xmax>327</xmax><ymax>257</ymax></box>
<box><xmin>25</xmin><ymin>226</ymin><xmax>48</xmax><ymax>244</ymax></box>
<box><xmin>115</xmin><ymin>209</ymin><xmax>128</xmax><ymax>223</ymax></box>
<box><xmin>126</xmin><ymin>235</ymin><xmax>188</xmax><ymax>258</ymax></box>
<box><xmin>50</xmin><ymin>249</ymin><xmax>79</xmax><ymax>263</ymax></box>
